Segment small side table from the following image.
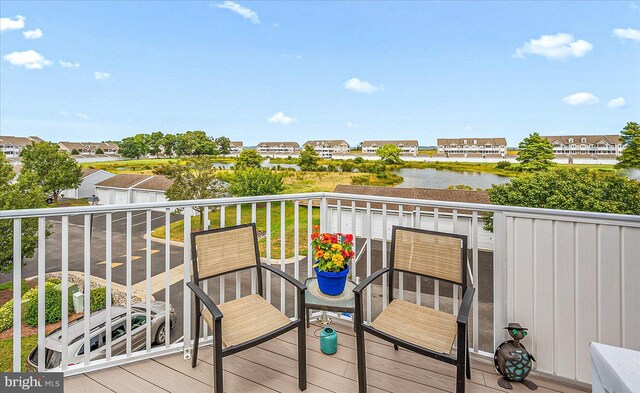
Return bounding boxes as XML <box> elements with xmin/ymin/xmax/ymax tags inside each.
<box><xmin>304</xmin><ymin>277</ymin><xmax>356</xmax><ymax>327</ymax></box>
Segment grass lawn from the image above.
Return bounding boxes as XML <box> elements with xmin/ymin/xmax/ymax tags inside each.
<box><xmin>0</xmin><ymin>334</ymin><xmax>37</xmax><ymax>372</ymax></box>
<box><xmin>281</xmin><ymin>171</ymin><xmax>401</xmax><ymax>193</ymax></box>
<box><xmin>151</xmin><ymin>202</ymin><xmax>321</xmax><ymax>258</ymax></box>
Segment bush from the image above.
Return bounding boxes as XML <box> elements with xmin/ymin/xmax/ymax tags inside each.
<box><xmin>353</xmin><ymin>156</ymin><xmax>365</xmax><ymax>164</ymax></box>
<box><xmin>71</xmin><ymin>149</ymin><xmax>79</xmax><ymax>155</ymax></box>
<box><xmin>496</xmin><ymin>161</ymin><xmax>512</xmax><ymax>169</ymax></box>
<box><xmin>90</xmin><ymin>287</ymin><xmax>111</xmax><ymax>311</ymax></box>
<box><xmin>0</xmin><ymin>279</ymin><xmax>31</xmax><ymax>295</ymax></box>
<box><xmin>46</xmin><ymin>277</ymin><xmax>61</xmax><ymax>285</ymax></box>
<box><xmin>340</xmin><ymin>160</ymin><xmax>355</xmax><ymax>172</ymax></box>
<box><xmin>95</xmin><ymin>148</ymin><xmax>104</xmax><ymax>154</ymax></box>
<box><xmin>24</xmin><ymin>283</ymin><xmax>73</xmax><ymax>327</ymax></box>
<box><xmin>0</xmin><ymin>300</ymin><xmax>13</xmax><ymax>331</ymax></box>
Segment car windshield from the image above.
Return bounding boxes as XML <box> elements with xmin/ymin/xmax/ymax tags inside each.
<box><xmin>44</xmin><ymin>348</ymin><xmax>62</xmax><ymax>369</ymax></box>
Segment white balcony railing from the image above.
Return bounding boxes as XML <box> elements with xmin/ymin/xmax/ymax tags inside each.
<box><xmin>1</xmin><ymin>192</ymin><xmax>638</xmax><ymax>386</ymax></box>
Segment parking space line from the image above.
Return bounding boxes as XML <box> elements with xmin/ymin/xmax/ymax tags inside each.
<box><xmin>97</xmin><ymin>261</ymin><xmax>124</xmax><ymax>268</ymax></box>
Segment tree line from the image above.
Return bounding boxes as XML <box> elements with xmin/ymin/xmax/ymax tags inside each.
<box><xmin>118</xmin><ymin>131</ymin><xmax>232</xmax><ymax>159</ymax></box>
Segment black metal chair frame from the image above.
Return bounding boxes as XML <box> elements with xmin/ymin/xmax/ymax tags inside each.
<box><xmin>187</xmin><ymin>223</ymin><xmax>307</xmax><ymax>392</ymax></box>
<box><xmin>353</xmin><ymin>226</ymin><xmax>475</xmax><ymax>393</ymax></box>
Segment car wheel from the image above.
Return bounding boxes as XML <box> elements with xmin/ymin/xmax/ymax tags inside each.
<box><xmin>45</xmin><ymin>198</ymin><xmax>54</xmax><ymax>205</ymax></box>
<box><xmin>155</xmin><ymin>323</ymin><xmax>166</xmax><ymax>345</ymax></box>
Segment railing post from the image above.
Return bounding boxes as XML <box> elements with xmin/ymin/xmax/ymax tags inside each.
<box><xmin>320</xmin><ymin>196</ymin><xmax>328</xmax><ymax>233</ymax></box>
<box><xmin>183</xmin><ymin>206</ymin><xmax>192</xmax><ymax>359</ymax></box>
<box><xmin>493</xmin><ymin>212</ymin><xmax>508</xmax><ymax>350</ymax></box>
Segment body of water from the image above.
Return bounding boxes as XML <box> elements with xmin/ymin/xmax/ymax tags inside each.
<box><xmin>394</xmin><ymin>168</ymin><xmax>511</xmax><ymax>189</ymax></box>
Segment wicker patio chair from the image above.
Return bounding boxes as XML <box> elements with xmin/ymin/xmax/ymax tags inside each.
<box><xmin>187</xmin><ymin>223</ymin><xmax>307</xmax><ymax>392</ymax></box>
<box><xmin>353</xmin><ymin>226</ymin><xmax>475</xmax><ymax>393</ymax></box>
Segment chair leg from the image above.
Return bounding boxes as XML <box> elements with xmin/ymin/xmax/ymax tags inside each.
<box><xmin>456</xmin><ymin>363</ymin><xmax>465</xmax><ymax>393</ymax></box>
<box><xmin>356</xmin><ymin>326</ymin><xmax>367</xmax><ymax>393</ymax></box>
<box><xmin>393</xmin><ymin>344</ymin><xmax>399</xmax><ymax>351</ymax></box>
<box><xmin>298</xmin><ymin>321</ymin><xmax>307</xmax><ymax>391</ymax></box>
<box><xmin>466</xmin><ymin>333</ymin><xmax>471</xmax><ymax>379</ymax></box>
<box><xmin>214</xmin><ymin>321</ymin><xmax>223</xmax><ymax>393</ymax></box>
<box><xmin>192</xmin><ymin>315</ymin><xmax>200</xmax><ymax>368</ymax></box>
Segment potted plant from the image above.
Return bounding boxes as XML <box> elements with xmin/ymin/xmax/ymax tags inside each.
<box><xmin>310</xmin><ymin>226</ymin><xmax>355</xmax><ymax>296</ymax></box>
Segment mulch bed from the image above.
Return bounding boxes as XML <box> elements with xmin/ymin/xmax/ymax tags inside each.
<box><xmin>0</xmin><ymin>313</ymin><xmax>84</xmax><ymax>340</ymax></box>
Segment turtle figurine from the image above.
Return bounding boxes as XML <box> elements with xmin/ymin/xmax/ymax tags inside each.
<box><xmin>494</xmin><ymin>323</ymin><xmax>538</xmax><ymax>390</ymax></box>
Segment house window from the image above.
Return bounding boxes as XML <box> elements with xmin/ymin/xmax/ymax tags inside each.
<box><xmin>463</xmin><ymin>139</ymin><xmax>467</xmax><ymax>144</ymax></box>
<box><xmin>581</xmin><ymin>138</ymin><xmax>586</xmax><ymax>143</ymax></box>
<box><xmin>568</xmin><ymin>138</ymin><xmax>573</xmax><ymax>143</ymax></box>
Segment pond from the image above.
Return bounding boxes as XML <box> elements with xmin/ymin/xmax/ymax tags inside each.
<box><xmin>394</xmin><ymin>168</ymin><xmax>511</xmax><ymax>190</ymax></box>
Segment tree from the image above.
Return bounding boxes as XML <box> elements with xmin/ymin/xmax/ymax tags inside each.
<box><xmin>376</xmin><ymin>144</ymin><xmax>403</xmax><ymax>164</ymax></box>
<box><xmin>164</xmin><ymin>157</ymin><xmax>228</xmax><ymax>229</ymax></box>
<box><xmin>616</xmin><ymin>122</ymin><xmax>640</xmax><ymax>169</ymax></box>
<box><xmin>162</xmin><ymin>133</ymin><xmax>177</xmax><ymax>157</ymax></box>
<box><xmin>229</xmin><ymin>168</ymin><xmax>284</xmax><ymax>197</ymax></box>
<box><xmin>1</xmin><ymin>153</ymin><xmax>49</xmax><ymax>273</ymax></box>
<box><xmin>70</xmin><ymin>148</ymin><xmax>79</xmax><ymax>155</ymax></box>
<box><xmin>215</xmin><ymin>136</ymin><xmax>231</xmax><ymax>156</ymax></box>
<box><xmin>95</xmin><ymin>147</ymin><xmax>104</xmax><ymax>155</ymax></box>
<box><xmin>175</xmin><ymin>131</ymin><xmax>215</xmax><ymax>156</ymax></box>
<box><xmin>235</xmin><ymin>149</ymin><xmax>263</xmax><ymax>170</ymax></box>
<box><xmin>119</xmin><ymin>134</ymin><xmax>150</xmax><ymax>159</ymax></box>
<box><xmin>149</xmin><ymin>131</ymin><xmax>164</xmax><ymax>158</ymax></box>
<box><xmin>20</xmin><ymin>142</ymin><xmax>82</xmax><ymax>204</ymax></box>
<box><xmin>516</xmin><ymin>132</ymin><xmax>555</xmax><ymax>172</ymax></box>
<box><xmin>484</xmin><ymin>168</ymin><xmax>640</xmax><ymax>231</ymax></box>
<box><xmin>299</xmin><ymin>145</ymin><xmax>320</xmax><ymax>171</ymax></box>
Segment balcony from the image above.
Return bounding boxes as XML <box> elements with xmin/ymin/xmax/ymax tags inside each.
<box><xmin>2</xmin><ymin>192</ymin><xmax>638</xmax><ymax>392</ymax></box>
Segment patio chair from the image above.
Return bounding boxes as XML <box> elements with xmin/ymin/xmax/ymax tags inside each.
<box><xmin>353</xmin><ymin>226</ymin><xmax>475</xmax><ymax>393</ymax></box>
<box><xmin>187</xmin><ymin>223</ymin><xmax>307</xmax><ymax>392</ymax></box>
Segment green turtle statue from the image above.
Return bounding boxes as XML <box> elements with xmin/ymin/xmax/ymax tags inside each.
<box><xmin>494</xmin><ymin>323</ymin><xmax>538</xmax><ymax>390</ymax></box>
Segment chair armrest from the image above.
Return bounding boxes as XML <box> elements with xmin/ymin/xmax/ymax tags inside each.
<box><xmin>261</xmin><ymin>263</ymin><xmax>306</xmax><ymax>291</ymax></box>
<box><xmin>457</xmin><ymin>287</ymin><xmax>475</xmax><ymax>325</ymax></box>
<box><xmin>187</xmin><ymin>281</ymin><xmax>223</xmax><ymax>321</ymax></box>
<box><xmin>353</xmin><ymin>267</ymin><xmax>389</xmax><ymax>295</ymax></box>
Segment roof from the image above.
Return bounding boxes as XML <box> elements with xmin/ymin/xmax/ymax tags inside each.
<box><xmin>59</xmin><ymin>141</ymin><xmax>119</xmax><ymax>151</ymax></box>
<box><xmin>81</xmin><ymin>168</ymin><xmax>100</xmax><ymax>177</ymax></box>
<box><xmin>59</xmin><ymin>142</ymin><xmax>87</xmax><ymax>150</ymax></box>
<box><xmin>133</xmin><ymin>175</ymin><xmax>173</xmax><ymax>191</ymax></box>
<box><xmin>362</xmin><ymin>140</ymin><xmax>419</xmax><ymax>147</ymax></box>
<box><xmin>230</xmin><ymin>141</ymin><xmax>243</xmax><ymax>147</ymax></box>
<box><xmin>330</xmin><ymin>185</ymin><xmax>491</xmax><ymax>214</ymax></box>
<box><xmin>95</xmin><ymin>174</ymin><xmax>152</xmax><ymax>189</ymax></box>
<box><xmin>0</xmin><ymin>136</ymin><xmax>42</xmax><ymax>146</ymax></box>
<box><xmin>303</xmin><ymin>140</ymin><xmax>349</xmax><ymax>147</ymax></box>
<box><xmin>542</xmin><ymin>135</ymin><xmax>622</xmax><ymax>145</ymax></box>
<box><xmin>437</xmin><ymin>137</ymin><xmax>508</xmax><ymax>146</ymax></box>
<box><xmin>257</xmin><ymin>142</ymin><xmax>300</xmax><ymax>147</ymax></box>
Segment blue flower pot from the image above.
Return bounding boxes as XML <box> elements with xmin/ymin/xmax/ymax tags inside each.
<box><xmin>315</xmin><ymin>265</ymin><xmax>349</xmax><ymax>296</ymax></box>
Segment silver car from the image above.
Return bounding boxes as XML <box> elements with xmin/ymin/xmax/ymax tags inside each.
<box><xmin>27</xmin><ymin>301</ymin><xmax>177</xmax><ymax>370</ymax></box>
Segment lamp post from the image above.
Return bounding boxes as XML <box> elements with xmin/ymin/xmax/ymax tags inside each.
<box><xmin>87</xmin><ymin>195</ymin><xmax>100</xmax><ymax>237</ymax></box>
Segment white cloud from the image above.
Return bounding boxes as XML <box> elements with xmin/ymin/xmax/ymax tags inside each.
<box><xmin>59</xmin><ymin>60</ymin><xmax>80</xmax><ymax>68</ymax></box>
<box><xmin>344</xmin><ymin>77</ymin><xmax>383</xmax><ymax>93</ymax></box>
<box><xmin>562</xmin><ymin>92</ymin><xmax>599</xmax><ymax>106</ymax></box>
<box><xmin>94</xmin><ymin>71</ymin><xmax>110</xmax><ymax>80</ymax></box>
<box><xmin>23</xmin><ymin>28</ymin><xmax>43</xmax><ymax>39</ymax></box>
<box><xmin>215</xmin><ymin>1</ymin><xmax>260</xmax><ymax>25</ymax></box>
<box><xmin>4</xmin><ymin>50</ymin><xmax>52</xmax><ymax>69</ymax></box>
<box><xmin>268</xmin><ymin>112</ymin><xmax>295</xmax><ymax>125</ymax></box>
<box><xmin>607</xmin><ymin>97</ymin><xmax>626</xmax><ymax>108</ymax></box>
<box><xmin>283</xmin><ymin>54</ymin><xmax>302</xmax><ymax>59</ymax></box>
<box><xmin>76</xmin><ymin>113</ymin><xmax>90</xmax><ymax>119</ymax></box>
<box><xmin>59</xmin><ymin>110</ymin><xmax>70</xmax><ymax>117</ymax></box>
<box><xmin>613</xmin><ymin>28</ymin><xmax>640</xmax><ymax>42</ymax></box>
<box><xmin>347</xmin><ymin>122</ymin><xmax>358</xmax><ymax>129</ymax></box>
<box><xmin>0</xmin><ymin>15</ymin><xmax>25</xmax><ymax>32</ymax></box>
<box><xmin>514</xmin><ymin>33</ymin><xmax>593</xmax><ymax>60</ymax></box>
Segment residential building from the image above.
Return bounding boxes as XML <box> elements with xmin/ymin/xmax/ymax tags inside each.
<box><xmin>437</xmin><ymin>137</ymin><xmax>508</xmax><ymax>157</ymax></box>
<box><xmin>361</xmin><ymin>140</ymin><xmax>419</xmax><ymax>156</ymax></box>
<box><xmin>230</xmin><ymin>141</ymin><xmax>243</xmax><ymax>154</ymax></box>
<box><xmin>58</xmin><ymin>141</ymin><xmax>119</xmax><ymax>155</ymax></box>
<box><xmin>256</xmin><ymin>141</ymin><xmax>300</xmax><ymax>155</ymax></box>
<box><xmin>62</xmin><ymin>169</ymin><xmax>115</xmax><ymax>199</ymax></box>
<box><xmin>0</xmin><ymin>136</ymin><xmax>44</xmax><ymax>157</ymax></box>
<box><xmin>542</xmin><ymin>135</ymin><xmax>623</xmax><ymax>156</ymax></box>
<box><xmin>303</xmin><ymin>140</ymin><xmax>350</xmax><ymax>158</ymax></box>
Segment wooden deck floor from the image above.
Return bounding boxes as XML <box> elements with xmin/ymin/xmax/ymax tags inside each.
<box><xmin>66</xmin><ymin>322</ymin><xmax>588</xmax><ymax>393</ymax></box>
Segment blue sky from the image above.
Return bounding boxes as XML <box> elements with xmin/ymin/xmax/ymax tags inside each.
<box><xmin>1</xmin><ymin>1</ymin><xmax>639</xmax><ymax>146</ymax></box>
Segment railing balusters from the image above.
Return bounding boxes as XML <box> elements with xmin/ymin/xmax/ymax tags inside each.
<box><xmin>308</xmin><ymin>199</ymin><xmax>313</xmax><ymax>279</ymax></box>
<box><xmin>164</xmin><ymin>209</ymin><xmax>171</xmax><ymax>349</ymax></box>
<box><xmin>472</xmin><ymin>211</ymin><xmax>479</xmax><ymax>352</ymax></box>
<box><xmin>84</xmin><ymin>214</ymin><xmax>91</xmax><ymax>365</ymax></box>
<box><xmin>337</xmin><ymin>199</ymin><xmax>342</xmax><ymax>233</ymax></box>
<box><xmin>398</xmin><ymin>205</ymin><xmax>404</xmax><ymax>301</ymax></box>
<box><xmin>266</xmin><ymin>202</ymin><xmax>271</xmax><ymax>304</ymax></box>
<box><xmin>382</xmin><ymin>203</ymin><xmax>388</xmax><ymax>309</ymax></box>
<box><xmin>145</xmin><ymin>210</ymin><xmax>152</xmax><ymax>353</ymax></box>
<box><xmin>236</xmin><ymin>204</ymin><xmax>242</xmax><ymax>299</ymax></box>
<box><xmin>433</xmin><ymin>207</ymin><xmax>439</xmax><ymax>310</ymax></box>
<box><xmin>37</xmin><ymin>217</ymin><xmax>46</xmax><ymax>372</ymax></box>
<box><xmin>126</xmin><ymin>211</ymin><xmax>132</xmax><ymax>357</ymax></box>
<box><xmin>220</xmin><ymin>206</ymin><xmax>225</xmax><ymax>304</ymax></box>
<box><xmin>183</xmin><ymin>207</ymin><xmax>192</xmax><ymax>359</ymax></box>
<box><xmin>366</xmin><ymin>202</ymin><xmax>372</xmax><ymax>323</ymax></box>
<box><xmin>202</xmin><ymin>206</ymin><xmax>209</xmax><ymax>338</ymax></box>
<box><xmin>251</xmin><ymin>203</ymin><xmax>257</xmax><ymax>294</ymax></box>
<box><xmin>280</xmin><ymin>201</ymin><xmax>286</xmax><ymax>312</ymax></box>
<box><xmin>12</xmin><ymin>218</ymin><xmax>21</xmax><ymax>372</ymax></box>
<box><xmin>415</xmin><ymin>207</ymin><xmax>421</xmax><ymax>306</ymax></box>
<box><xmin>61</xmin><ymin>216</ymin><xmax>69</xmax><ymax>371</ymax></box>
<box><xmin>106</xmin><ymin>213</ymin><xmax>113</xmax><ymax>360</ymax></box>
<box><xmin>294</xmin><ymin>200</ymin><xmax>300</xmax><ymax>318</ymax></box>
<box><xmin>452</xmin><ymin>209</ymin><xmax>459</xmax><ymax>316</ymax></box>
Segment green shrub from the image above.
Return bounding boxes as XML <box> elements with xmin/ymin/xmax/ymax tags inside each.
<box><xmin>0</xmin><ymin>280</ymin><xmax>31</xmax><ymax>295</ymax></box>
<box><xmin>23</xmin><ymin>283</ymin><xmax>73</xmax><ymax>327</ymax></box>
<box><xmin>0</xmin><ymin>300</ymin><xmax>13</xmax><ymax>331</ymax></box>
<box><xmin>46</xmin><ymin>277</ymin><xmax>61</xmax><ymax>285</ymax></box>
<box><xmin>496</xmin><ymin>160</ymin><xmax>512</xmax><ymax>170</ymax></box>
<box><xmin>90</xmin><ymin>287</ymin><xmax>111</xmax><ymax>311</ymax></box>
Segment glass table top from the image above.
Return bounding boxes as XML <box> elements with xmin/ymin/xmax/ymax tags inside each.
<box><xmin>304</xmin><ymin>277</ymin><xmax>356</xmax><ymax>312</ymax></box>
